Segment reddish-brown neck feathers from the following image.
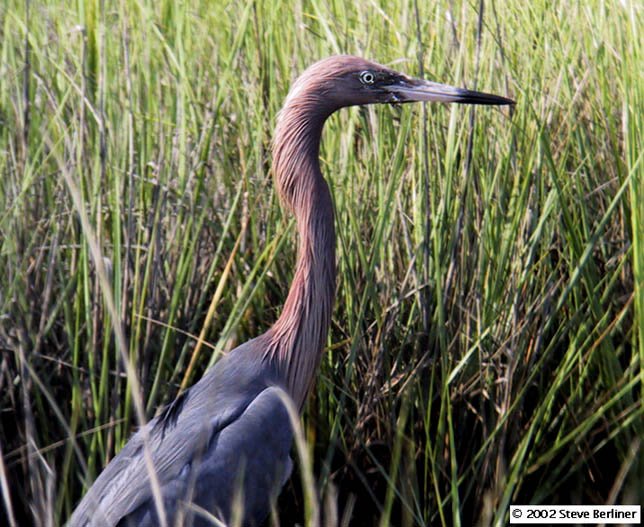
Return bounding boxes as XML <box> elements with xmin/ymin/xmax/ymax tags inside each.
<box><xmin>264</xmin><ymin>66</ymin><xmax>338</xmax><ymax>408</ymax></box>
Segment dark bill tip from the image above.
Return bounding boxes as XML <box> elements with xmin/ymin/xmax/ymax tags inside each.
<box><xmin>452</xmin><ymin>87</ymin><xmax>515</xmax><ymax>106</ymax></box>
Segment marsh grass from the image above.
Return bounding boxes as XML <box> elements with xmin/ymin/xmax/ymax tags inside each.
<box><xmin>1</xmin><ymin>0</ymin><xmax>642</xmax><ymax>525</ymax></box>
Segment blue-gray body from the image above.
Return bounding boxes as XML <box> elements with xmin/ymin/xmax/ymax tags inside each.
<box><xmin>70</xmin><ymin>338</ymin><xmax>293</xmax><ymax>527</ymax></box>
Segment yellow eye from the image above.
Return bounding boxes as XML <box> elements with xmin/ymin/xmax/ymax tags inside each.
<box><xmin>360</xmin><ymin>71</ymin><xmax>375</xmax><ymax>84</ymax></box>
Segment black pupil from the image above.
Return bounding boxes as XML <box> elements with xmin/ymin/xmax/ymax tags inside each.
<box><xmin>363</xmin><ymin>72</ymin><xmax>373</xmax><ymax>83</ymax></box>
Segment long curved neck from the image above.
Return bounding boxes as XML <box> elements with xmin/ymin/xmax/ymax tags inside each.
<box><xmin>264</xmin><ymin>92</ymin><xmax>337</xmax><ymax>408</ymax></box>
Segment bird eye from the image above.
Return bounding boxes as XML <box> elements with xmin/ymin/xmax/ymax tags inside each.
<box><xmin>360</xmin><ymin>71</ymin><xmax>375</xmax><ymax>85</ymax></box>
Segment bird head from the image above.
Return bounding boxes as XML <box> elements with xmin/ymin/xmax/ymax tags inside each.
<box><xmin>284</xmin><ymin>55</ymin><xmax>514</xmax><ymax>115</ymax></box>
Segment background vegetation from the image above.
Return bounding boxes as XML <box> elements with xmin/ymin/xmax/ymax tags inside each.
<box><xmin>1</xmin><ymin>0</ymin><xmax>642</xmax><ymax>525</ymax></box>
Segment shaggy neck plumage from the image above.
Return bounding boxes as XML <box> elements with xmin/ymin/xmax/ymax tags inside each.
<box><xmin>264</xmin><ymin>89</ymin><xmax>337</xmax><ymax>409</ymax></box>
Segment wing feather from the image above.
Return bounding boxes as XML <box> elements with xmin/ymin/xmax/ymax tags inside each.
<box><xmin>69</xmin><ymin>344</ymin><xmax>291</xmax><ymax>527</ymax></box>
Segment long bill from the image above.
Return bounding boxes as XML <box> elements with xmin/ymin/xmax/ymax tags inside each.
<box><xmin>385</xmin><ymin>76</ymin><xmax>514</xmax><ymax>106</ymax></box>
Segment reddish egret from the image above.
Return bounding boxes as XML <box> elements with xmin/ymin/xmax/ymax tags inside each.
<box><xmin>70</xmin><ymin>55</ymin><xmax>513</xmax><ymax>527</ymax></box>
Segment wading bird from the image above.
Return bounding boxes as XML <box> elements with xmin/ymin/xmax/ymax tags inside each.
<box><xmin>70</xmin><ymin>56</ymin><xmax>513</xmax><ymax>527</ymax></box>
